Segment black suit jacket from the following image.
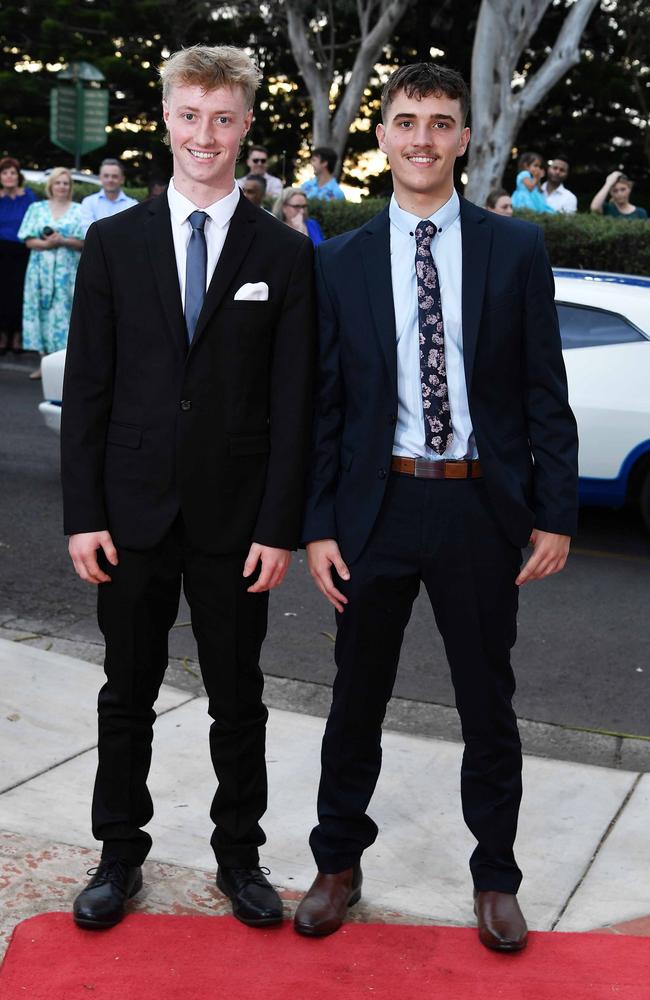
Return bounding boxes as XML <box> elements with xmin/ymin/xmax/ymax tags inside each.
<box><xmin>61</xmin><ymin>192</ymin><xmax>315</xmax><ymax>553</ymax></box>
<box><xmin>302</xmin><ymin>197</ymin><xmax>578</xmax><ymax>563</ymax></box>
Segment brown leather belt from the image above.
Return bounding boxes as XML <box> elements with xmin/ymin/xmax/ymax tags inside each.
<box><xmin>391</xmin><ymin>456</ymin><xmax>483</xmax><ymax>479</ymax></box>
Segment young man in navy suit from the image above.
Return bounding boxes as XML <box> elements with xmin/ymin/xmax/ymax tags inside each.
<box><xmin>295</xmin><ymin>64</ymin><xmax>578</xmax><ymax>950</ymax></box>
<box><xmin>62</xmin><ymin>45</ymin><xmax>314</xmax><ymax>930</ymax></box>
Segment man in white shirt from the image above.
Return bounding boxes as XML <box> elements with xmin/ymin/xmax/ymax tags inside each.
<box><xmin>238</xmin><ymin>144</ymin><xmax>283</xmax><ymax>201</ymax></box>
<box><xmin>62</xmin><ymin>44</ymin><xmax>314</xmax><ymax>934</ymax></box>
<box><xmin>542</xmin><ymin>156</ymin><xmax>578</xmax><ymax>213</ymax></box>
<box><xmin>296</xmin><ymin>63</ymin><xmax>577</xmax><ymax>951</ymax></box>
<box><xmin>80</xmin><ymin>159</ymin><xmax>138</xmax><ymax>234</ymax></box>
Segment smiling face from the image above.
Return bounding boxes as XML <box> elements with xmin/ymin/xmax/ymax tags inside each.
<box><xmin>50</xmin><ymin>173</ymin><xmax>72</xmax><ymax>201</ymax></box>
<box><xmin>163</xmin><ymin>83</ymin><xmax>252</xmax><ymax>205</ymax></box>
<box><xmin>99</xmin><ymin>164</ymin><xmax>124</xmax><ymax>196</ymax></box>
<box><xmin>1</xmin><ymin>166</ymin><xmax>19</xmax><ymax>191</ymax></box>
<box><xmin>376</xmin><ymin>89</ymin><xmax>469</xmax><ymax>214</ymax></box>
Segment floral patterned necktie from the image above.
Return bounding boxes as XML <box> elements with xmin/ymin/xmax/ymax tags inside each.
<box><xmin>415</xmin><ymin>220</ymin><xmax>453</xmax><ymax>455</ymax></box>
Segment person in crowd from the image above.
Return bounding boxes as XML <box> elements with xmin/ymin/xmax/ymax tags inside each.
<box><xmin>302</xmin><ymin>147</ymin><xmax>346</xmax><ymax>201</ymax></box>
<box><xmin>295</xmin><ymin>62</ymin><xmax>577</xmax><ymax>953</ymax></box>
<box><xmin>18</xmin><ymin>167</ymin><xmax>84</xmax><ymax>379</ymax></box>
<box><xmin>146</xmin><ymin>175</ymin><xmax>168</xmax><ymax>200</ymax></box>
<box><xmin>62</xmin><ymin>44</ymin><xmax>314</xmax><ymax>933</ymax></box>
<box><xmin>541</xmin><ymin>156</ymin><xmax>577</xmax><ymax>213</ymax></box>
<box><xmin>273</xmin><ymin>187</ymin><xmax>324</xmax><ymax>245</ymax></box>
<box><xmin>590</xmin><ymin>171</ymin><xmax>648</xmax><ymax>220</ymax></box>
<box><xmin>511</xmin><ymin>152</ymin><xmax>554</xmax><ymax>214</ymax></box>
<box><xmin>238</xmin><ymin>144</ymin><xmax>282</xmax><ymax>200</ymax></box>
<box><xmin>241</xmin><ymin>173</ymin><xmax>267</xmax><ymax>207</ymax></box>
<box><xmin>80</xmin><ymin>158</ymin><xmax>138</xmax><ymax>234</ymax></box>
<box><xmin>485</xmin><ymin>188</ymin><xmax>512</xmax><ymax>216</ymax></box>
<box><xmin>0</xmin><ymin>157</ymin><xmax>37</xmax><ymax>354</ymax></box>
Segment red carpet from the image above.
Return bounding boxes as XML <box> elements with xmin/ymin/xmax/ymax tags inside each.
<box><xmin>1</xmin><ymin>913</ymin><xmax>648</xmax><ymax>1000</ymax></box>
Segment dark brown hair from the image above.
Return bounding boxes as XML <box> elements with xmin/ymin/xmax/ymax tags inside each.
<box><xmin>0</xmin><ymin>156</ymin><xmax>24</xmax><ymax>187</ymax></box>
<box><xmin>380</xmin><ymin>64</ymin><xmax>470</xmax><ymax>124</ymax></box>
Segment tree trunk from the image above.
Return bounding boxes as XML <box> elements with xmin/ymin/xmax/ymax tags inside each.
<box><xmin>283</xmin><ymin>0</ymin><xmax>413</xmax><ymax>173</ymax></box>
<box><xmin>465</xmin><ymin>0</ymin><xmax>600</xmax><ymax>207</ymax></box>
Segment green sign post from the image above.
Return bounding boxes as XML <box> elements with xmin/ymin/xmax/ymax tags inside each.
<box><xmin>50</xmin><ymin>62</ymin><xmax>108</xmax><ymax>169</ymax></box>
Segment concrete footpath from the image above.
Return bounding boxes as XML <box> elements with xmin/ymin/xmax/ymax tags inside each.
<box><xmin>1</xmin><ymin>637</ymin><xmax>649</xmax><ymax>958</ymax></box>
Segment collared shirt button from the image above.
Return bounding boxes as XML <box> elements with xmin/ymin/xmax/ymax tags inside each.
<box><xmin>180</xmin><ymin>399</ymin><xmax>192</xmax><ymax>411</ymax></box>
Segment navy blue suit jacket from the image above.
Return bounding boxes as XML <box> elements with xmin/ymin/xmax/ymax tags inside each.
<box><xmin>302</xmin><ymin>196</ymin><xmax>578</xmax><ymax>564</ymax></box>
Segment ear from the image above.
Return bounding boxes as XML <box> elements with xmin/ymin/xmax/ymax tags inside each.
<box><xmin>457</xmin><ymin>126</ymin><xmax>470</xmax><ymax>157</ymax></box>
<box><xmin>242</xmin><ymin>109</ymin><xmax>253</xmax><ymax>138</ymax></box>
<box><xmin>376</xmin><ymin>122</ymin><xmax>387</xmax><ymax>154</ymax></box>
<box><xmin>162</xmin><ymin>100</ymin><xmax>169</xmax><ymax>126</ymax></box>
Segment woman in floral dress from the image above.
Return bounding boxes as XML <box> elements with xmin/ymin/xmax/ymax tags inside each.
<box><xmin>18</xmin><ymin>167</ymin><xmax>85</xmax><ymax>378</ymax></box>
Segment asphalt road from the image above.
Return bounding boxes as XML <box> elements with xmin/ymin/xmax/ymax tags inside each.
<box><xmin>2</xmin><ymin>365</ymin><xmax>649</xmax><ymax>744</ymax></box>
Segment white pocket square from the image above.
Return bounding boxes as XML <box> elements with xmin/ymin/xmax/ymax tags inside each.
<box><xmin>233</xmin><ymin>281</ymin><xmax>269</xmax><ymax>301</ymax></box>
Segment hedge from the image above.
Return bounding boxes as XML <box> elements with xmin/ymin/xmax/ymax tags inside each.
<box><xmin>25</xmin><ymin>180</ymin><xmax>649</xmax><ymax>276</ymax></box>
<box><xmin>307</xmin><ymin>198</ymin><xmax>650</xmax><ymax>276</ymax></box>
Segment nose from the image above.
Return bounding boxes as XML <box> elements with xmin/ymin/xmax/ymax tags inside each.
<box><xmin>196</xmin><ymin>117</ymin><xmax>215</xmax><ymax>147</ymax></box>
<box><xmin>411</xmin><ymin>123</ymin><xmax>432</xmax><ymax>146</ymax></box>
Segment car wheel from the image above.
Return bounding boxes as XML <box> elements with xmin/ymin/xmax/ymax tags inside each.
<box><xmin>641</xmin><ymin>468</ymin><xmax>650</xmax><ymax>534</ymax></box>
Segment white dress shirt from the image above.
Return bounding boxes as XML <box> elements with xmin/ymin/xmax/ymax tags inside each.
<box><xmin>541</xmin><ymin>182</ymin><xmax>577</xmax><ymax>214</ymax></box>
<box><xmin>390</xmin><ymin>191</ymin><xmax>477</xmax><ymax>460</ymax></box>
<box><xmin>167</xmin><ymin>178</ymin><xmax>241</xmax><ymax>306</ymax></box>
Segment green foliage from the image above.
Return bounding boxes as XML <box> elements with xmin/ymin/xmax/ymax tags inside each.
<box><xmin>307</xmin><ymin>197</ymin><xmax>387</xmax><ymax>238</ymax></box>
<box><xmin>307</xmin><ymin>198</ymin><xmax>650</xmax><ymax>275</ymax></box>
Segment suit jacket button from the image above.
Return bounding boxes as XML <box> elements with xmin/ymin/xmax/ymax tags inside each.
<box><xmin>180</xmin><ymin>399</ymin><xmax>192</xmax><ymax>411</ymax></box>
<box><xmin>388</xmin><ymin>414</ymin><xmax>396</xmax><ymax>425</ymax></box>
<box><xmin>378</xmin><ymin>467</ymin><xmax>386</xmax><ymax>479</ymax></box>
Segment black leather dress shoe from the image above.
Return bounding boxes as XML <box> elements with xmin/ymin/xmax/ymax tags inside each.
<box><xmin>73</xmin><ymin>859</ymin><xmax>143</xmax><ymax>929</ymax></box>
<box><xmin>216</xmin><ymin>866</ymin><xmax>283</xmax><ymax>927</ymax></box>
<box><xmin>474</xmin><ymin>890</ymin><xmax>528</xmax><ymax>952</ymax></box>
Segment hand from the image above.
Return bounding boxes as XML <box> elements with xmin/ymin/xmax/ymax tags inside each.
<box><xmin>515</xmin><ymin>529</ymin><xmax>570</xmax><ymax>586</ymax></box>
<box><xmin>606</xmin><ymin>170</ymin><xmax>622</xmax><ymax>190</ymax></box>
<box><xmin>287</xmin><ymin>211</ymin><xmax>307</xmax><ymax>234</ymax></box>
<box><xmin>68</xmin><ymin>530</ymin><xmax>118</xmax><ymax>584</ymax></box>
<box><xmin>43</xmin><ymin>231</ymin><xmax>61</xmax><ymax>249</ymax></box>
<box><xmin>243</xmin><ymin>543</ymin><xmax>291</xmax><ymax>592</ymax></box>
<box><xmin>307</xmin><ymin>539</ymin><xmax>350</xmax><ymax>613</ymax></box>
<box><xmin>532</xmin><ymin>164</ymin><xmax>544</xmax><ymax>180</ymax></box>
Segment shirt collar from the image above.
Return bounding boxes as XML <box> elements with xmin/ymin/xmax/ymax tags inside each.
<box><xmin>389</xmin><ymin>190</ymin><xmax>460</xmax><ymax>237</ymax></box>
<box><xmin>98</xmin><ymin>189</ymin><xmax>126</xmax><ymax>202</ymax></box>
<box><xmin>167</xmin><ymin>177</ymin><xmax>240</xmax><ymax>228</ymax></box>
<box><xmin>543</xmin><ymin>181</ymin><xmax>566</xmax><ymax>194</ymax></box>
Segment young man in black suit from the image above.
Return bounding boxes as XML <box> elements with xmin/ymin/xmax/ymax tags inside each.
<box><xmin>62</xmin><ymin>45</ymin><xmax>314</xmax><ymax>930</ymax></box>
<box><xmin>295</xmin><ymin>64</ymin><xmax>578</xmax><ymax>950</ymax></box>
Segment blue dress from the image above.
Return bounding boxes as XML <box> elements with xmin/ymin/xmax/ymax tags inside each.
<box><xmin>512</xmin><ymin>171</ymin><xmax>554</xmax><ymax>214</ymax></box>
<box><xmin>18</xmin><ymin>200</ymin><xmax>84</xmax><ymax>354</ymax></box>
<box><xmin>0</xmin><ymin>187</ymin><xmax>37</xmax><ymax>333</ymax></box>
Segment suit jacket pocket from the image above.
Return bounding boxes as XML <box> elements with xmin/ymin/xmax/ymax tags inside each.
<box><xmin>227</xmin><ymin>432</ymin><xmax>270</xmax><ymax>456</ymax></box>
<box><xmin>106</xmin><ymin>421</ymin><xmax>142</xmax><ymax>449</ymax></box>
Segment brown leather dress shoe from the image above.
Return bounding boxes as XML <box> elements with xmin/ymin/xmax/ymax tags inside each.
<box><xmin>474</xmin><ymin>890</ymin><xmax>528</xmax><ymax>952</ymax></box>
<box><xmin>294</xmin><ymin>864</ymin><xmax>362</xmax><ymax>937</ymax></box>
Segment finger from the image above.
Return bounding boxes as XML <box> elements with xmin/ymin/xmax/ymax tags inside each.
<box><xmin>313</xmin><ymin>566</ymin><xmax>348</xmax><ymax>607</ymax></box>
<box><xmin>333</xmin><ymin>556</ymin><xmax>350</xmax><ymax>581</ymax></box>
<box><xmin>102</xmin><ymin>538</ymin><xmax>119</xmax><ymax>566</ymax></box>
<box><xmin>247</xmin><ymin>559</ymin><xmax>274</xmax><ymax>593</ymax></box>
<box><xmin>73</xmin><ymin>555</ymin><xmax>111</xmax><ymax>585</ymax></box>
<box><xmin>242</xmin><ymin>549</ymin><xmax>260</xmax><ymax>579</ymax></box>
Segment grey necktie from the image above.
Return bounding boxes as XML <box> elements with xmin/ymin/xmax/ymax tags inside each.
<box><xmin>185</xmin><ymin>210</ymin><xmax>207</xmax><ymax>343</ymax></box>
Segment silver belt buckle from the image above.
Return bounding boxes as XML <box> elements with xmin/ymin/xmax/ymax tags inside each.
<box><xmin>414</xmin><ymin>457</ymin><xmax>439</xmax><ymax>479</ymax></box>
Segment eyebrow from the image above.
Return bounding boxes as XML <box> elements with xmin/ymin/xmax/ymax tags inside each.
<box><xmin>392</xmin><ymin>112</ymin><xmax>457</xmax><ymax>124</ymax></box>
<box><xmin>176</xmin><ymin>106</ymin><xmax>235</xmax><ymax>114</ymax></box>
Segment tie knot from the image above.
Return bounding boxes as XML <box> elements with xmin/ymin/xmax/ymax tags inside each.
<box><xmin>415</xmin><ymin>220</ymin><xmax>436</xmax><ymax>247</ymax></box>
<box><xmin>189</xmin><ymin>210</ymin><xmax>207</xmax><ymax>232</ymax></box>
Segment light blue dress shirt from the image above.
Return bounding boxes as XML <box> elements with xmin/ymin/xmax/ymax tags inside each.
<box><xmin>390</xmin><ymin>191</ymin><xmax>477</xmax><ymax>461</ymax></box>
<box><xmin>301</xmin><ymin>177</ymin><xmax>345</xmax><ymax>201</ymax></box>
<box><xmin>80</xmin><ymin>189</ymin><xmax>138</xmax><ymax>235</ymax></box>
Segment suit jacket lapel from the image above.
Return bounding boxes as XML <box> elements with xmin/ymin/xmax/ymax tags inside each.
<box><xmin>189</xmin><ymin>193</ymin><xmax>256</xmax><ymax>350</ymax></box>
<box><xmin>360</xmin><ymin>206</ymin><xmax>398</xmax><ymax>390</ymax></box>
<box><xmin>460</xmin><ymin>196</ymin><xmax>492</xmax><ymax>390</ymax></box>
<box><xmin>144</xmin><ymin>194</ymin><xmax>186</xmax><ymax>357</ymax></box>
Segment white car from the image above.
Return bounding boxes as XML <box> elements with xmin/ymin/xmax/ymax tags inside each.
<box><xmin>39</xmin><ymin>268</ymin><xmax>650</xmax><ymax>529</ymax></box>
<box><xmin>23</xmin><ymin>168</ymin><xmax>101</xmax><ymax>188</ymax></box>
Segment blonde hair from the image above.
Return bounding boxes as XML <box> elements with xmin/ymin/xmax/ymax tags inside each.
<box><xmin>272</xmin><ymin>187</ymin><xmax>309</xmax><ymax>221</ymax></box>
<box><xmin>160</xmin><ymin>45</ymin><xmax>261</xmax><ymax>109</ymax></box>
<box><xmin>45</xmin><ymin>167</ymin><xmax>73</xmax><ymax>199</ymax></box>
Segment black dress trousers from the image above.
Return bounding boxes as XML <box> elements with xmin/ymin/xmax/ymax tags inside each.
<box><xmin>309</xmin><ymin>473</ymin><xmax>525</xmax><ymax>893</ymax></box>
<box><xmin>93</xmin><ymin>516</ymin><xmax>269</xmax><ymax>868</ymax></box>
